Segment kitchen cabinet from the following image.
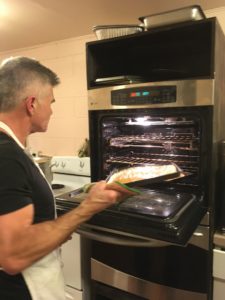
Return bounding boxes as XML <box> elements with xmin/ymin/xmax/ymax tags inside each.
<box><xmin>86</xmin><ymin>18</ymin><xmax>215</xmax><ymax>89</ymax></box>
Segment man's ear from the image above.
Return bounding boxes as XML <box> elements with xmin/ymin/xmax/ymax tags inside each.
<box><xmin>25</xmin><ymin>96</ymin><xmax>36</xmax><ymax>115</ymax></box>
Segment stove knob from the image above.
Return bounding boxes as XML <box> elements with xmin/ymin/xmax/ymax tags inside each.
<box><xmin>61</xmin><ymin>162</ymin><xmax>66</xmax><ymax>168</ymax></box>
<box><xmin>50</xmin><ymin>161</ymin><xmax>59</xmax><ymax>168</ymax></box>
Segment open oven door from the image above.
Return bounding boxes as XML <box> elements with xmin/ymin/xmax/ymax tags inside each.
<box><xmin>68</xmin><ymin>189</ymin><xmax>207</xmax><ymax>247</ymax></box>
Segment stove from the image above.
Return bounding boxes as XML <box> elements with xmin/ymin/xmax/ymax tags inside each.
<box><xmin>51</xmin><ymin>156</ymin><xmax>91</xmax><ymax>300</ymax></box>
<box><xmin>51</xmin><ymin>156</ymin><xmax>91</xmax><ymax>197</ymax></box>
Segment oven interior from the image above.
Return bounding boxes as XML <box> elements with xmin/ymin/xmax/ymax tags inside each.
<box><xmin>90</xmin><ymin>107</ymin><xmax>212</xmax><ymax>195</ymax></box>
<box><xmin>101</xmin><ymin>114</ymin><xmax>200</xmax><ymax>187</ymax></box>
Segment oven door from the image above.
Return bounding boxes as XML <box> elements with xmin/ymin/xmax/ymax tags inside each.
<box><xmin>76</xmin><ymin>195</ymin><xmax>206</xmax><ymax>246</ymax></box>
<box><xmin>89</xmin><ymin>223</ymin><xmax>210</xmax><ymax>300</ymax></box>
<box><xmin>57</xmin><ymin>186</ymin><xmax>206</xmax><ymax>246</ymax></box>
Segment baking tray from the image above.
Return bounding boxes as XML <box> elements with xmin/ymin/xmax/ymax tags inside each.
<box><xmin>106</xmin><ymin>163</ymin><xmax>187</xmax><ymax>188</ymax></box>
<box><xmin>139</xmin><ymin>5</ymin><xmax>206</xmax><ymax>29</ymax></box>
<box><xmin>75</xmin><ymin>164</ymin><xmax>187</xmax><ymax>196</ymax></box>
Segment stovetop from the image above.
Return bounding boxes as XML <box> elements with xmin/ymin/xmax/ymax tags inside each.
<box><xmin>50</xmin><ymin>156</ymin><xmax>91</xmax><ymax>197</ymax></box>
<box><xmin>52</xmin><ymin>183</ymin><xmax>75</xmax><ymax>197</ymax></box>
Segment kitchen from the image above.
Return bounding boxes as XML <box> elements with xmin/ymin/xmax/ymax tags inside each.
<box><xmin>1</xmin><ymin>1</ymin><xmax>225</xmax><ymax>300</ymax></box>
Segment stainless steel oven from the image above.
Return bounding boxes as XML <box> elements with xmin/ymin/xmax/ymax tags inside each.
<box><xmin>74</xmin><ymin>77</ymin><xmax>223</xmax><ymax>300</ymax></box>
<box><xmin>82</xmin><ymin>80</ymin><xmax>214</xmax><ymax>246</ymax></box>
<box><xmin>56</xmin><ymin>17</ymin><xmax>225</xmax><ymax>300</ymax></box>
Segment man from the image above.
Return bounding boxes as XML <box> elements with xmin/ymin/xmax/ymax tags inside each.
<box><xmin>0</xmin><ymin>57</ymin><xmax>130</xmax><ymax>299</ymax></box>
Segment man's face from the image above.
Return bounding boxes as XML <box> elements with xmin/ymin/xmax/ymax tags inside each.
<box><xmin>30</xmin><ymin>84</ymin><xmax>55</xmax><ymax>133</ymax></box>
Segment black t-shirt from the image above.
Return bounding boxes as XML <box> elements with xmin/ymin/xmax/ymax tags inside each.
<box><xmin>0</xmin><ymin>132</ymin><xmax>55</xmax><ymax>299</ymax></box>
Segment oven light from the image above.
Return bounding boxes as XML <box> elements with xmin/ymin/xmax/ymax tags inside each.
<box><xmin>126</xmin><ymin>117</ymin><xmax>154</xmax><ymax>126</ymax></box>
<box><xmin>136</xmin><ymin>117</ymin><xmax>154</xmax><ymax>126</ymax></box>
<box><xmin>136</xmin><ymin>117</ymin><xmax>147</xmax><ymax>123</ymax></box>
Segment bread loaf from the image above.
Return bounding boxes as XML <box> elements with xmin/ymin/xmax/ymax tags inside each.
<box><xmin>107</xmin><ymin>164</ymin><xmax>177</xmax><ymax>184</ymax></box>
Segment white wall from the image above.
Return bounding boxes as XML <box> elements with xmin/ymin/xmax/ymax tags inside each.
<box><xmin>205</xmin><ymin>6</ymin><xmax>225</xmax><ymax>33</ymax></box>
<box><xmin>0</xmin><ymin>34</ymin><xmax>96</xmax><ymax>156</ymax></box>
<box><xmin>0</xmin><ymin>7</ymin><xmax>225</xmax><ymax>156</ymax></box>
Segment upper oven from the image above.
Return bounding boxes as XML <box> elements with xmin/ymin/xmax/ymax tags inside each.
<box><xmin>77</xmin><ymin>17</ymin><xmax>225</xmax><ymax>249</ymax></box>
<box><xmin>81</xmin><ymin>79</ymin><xmax>215</xmax><ymax>246</ymax></box>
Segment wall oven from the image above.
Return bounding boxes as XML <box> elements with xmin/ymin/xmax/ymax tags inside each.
<box><xmin>69</xmin><ymin>78</ymin><xmax>219</xmax><ymax>300</ymax></box>
<box><xmin>81</xmin><ymin>79</ymin><xmax>213</xmax><ymax>245</ymax></box>
<box><xmin>56</xmin><ymin>17</ymin><xmax>225</xmax><ymax>300</ymax></box>
<box><xmin>80</xmin><ymin>17</ymin><xmax>225</xmax><ymax>300</ymax></box>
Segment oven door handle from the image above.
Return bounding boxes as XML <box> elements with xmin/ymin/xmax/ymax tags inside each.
<box><xmin>76</xmin><ymin>226</ymin><xmax>170</xmax><ymax>247</ymax></box>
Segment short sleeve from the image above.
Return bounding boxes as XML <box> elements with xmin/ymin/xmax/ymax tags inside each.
<box><xmin>0</xmin><ymin>158</ymin><xmax>33</xmax><ymax>215</ymax></box>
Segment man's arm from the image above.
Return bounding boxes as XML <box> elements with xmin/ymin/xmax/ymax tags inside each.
<box><xmin>0</xmin><ymin>181</ymin><xmax>122</xmax><ymax>275</ymax></box>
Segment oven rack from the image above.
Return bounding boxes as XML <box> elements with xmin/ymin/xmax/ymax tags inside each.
<box><xmin>106</xmin><ymin>156</ymin><xmax>199</xmax><ymax>174</ymax></box>
<box><xmin>109</xmin><ymin>133</ymin><xmax>199</xmax><ymax>149</ymax></box>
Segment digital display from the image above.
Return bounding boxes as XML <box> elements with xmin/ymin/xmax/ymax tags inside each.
<box><xmin>111</xmin><ymin>85</ymin><xmax>176</xmax><ymax>105</ymax></box>
<box><xmin>130</xmin><ymin>91</ymin><xmax>151</xmax><ymax>97</ymax></box>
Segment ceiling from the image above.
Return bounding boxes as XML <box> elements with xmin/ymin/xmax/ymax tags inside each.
<box><xmin>1</xmin><ymin>0</ymin><xmax>225</xmax><ymax>52</ymax></box>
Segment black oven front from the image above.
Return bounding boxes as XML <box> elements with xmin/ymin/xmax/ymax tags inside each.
<box><xmin>80</xmin><ymin>79</ymin><xmax>218</xmax><ymax>300</ymax></box>
<box><xmin>90</xmin><ymin>236</ymin><xmax>209</xmax><ymax>300</ymax></box>
<box><xmin>84</xmin><ymin>14</ymin><xmax>225</xmax><ymax>299</ymax></box>
<box><xmin>52</xmin><ymin>79</ymin><xmax>222</xmax><ymax>300</ymax></box>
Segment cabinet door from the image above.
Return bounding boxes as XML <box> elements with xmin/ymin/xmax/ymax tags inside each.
<box><xmin>61</xmin><ymin>233</ymin><xmax>82</xmax><ymax>290</ymax></box>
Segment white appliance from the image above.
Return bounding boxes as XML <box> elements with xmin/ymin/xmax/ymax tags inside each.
<box><xmin>213</xmin><ymin>247</ymin><xmax>225</xmax><ymax>300</ymax></box>
<box><xmin>51</xmin><ymin>156</ymin><xmax>91</xmax><ymax>300</ymax></box>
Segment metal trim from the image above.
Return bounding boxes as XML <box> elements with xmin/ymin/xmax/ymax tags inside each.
<box><xmin>88</xmin><ymin>79</ymin><xmax>214</xmax><ymax>110</ymax></box>
<box><xmin>91</xmin><ymin>259</ymin><xmax>207</xmax><ymax>300</ymax></box>
<box><xmin>189</xmin><ymin>225</ymin><xmax>209</xmax><ymax>250</ymax></box>
<box><xmin>78</xmin><ymin>222</ymin><xmax>209</xmax><ymax>250</ymax></box>
<box><xmin>77</xmin><ymin>225</ymin><xmax>169</xmax><ymax>247</ymax></box>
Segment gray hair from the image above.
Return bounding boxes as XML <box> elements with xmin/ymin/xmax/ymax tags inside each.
<box><xmin>0</xmin><ymin>56</ymin><xmax>60</xmax><ymax>112</ymax></box>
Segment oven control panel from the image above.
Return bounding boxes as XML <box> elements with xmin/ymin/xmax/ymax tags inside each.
<box><xmin>111</xmin><ymin>85</ymin><xmax>176</xmax><ymax>105</ymax></box>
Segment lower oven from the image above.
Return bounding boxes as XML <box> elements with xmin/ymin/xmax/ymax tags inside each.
<box><xmin>90</xmin><ymin>222</ymin><xmax>209</xmax><ymax>300</ymax></box>
<box><xmin>76</xmin><ymin>214</ymin><xmax>210</xmax><ymax>300</ymax></box>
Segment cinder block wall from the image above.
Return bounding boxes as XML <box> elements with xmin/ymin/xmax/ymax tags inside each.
<box><xmin>0</xmin><ymin>34</ymin><xmax>95</xmax><ymax>156</ymax></box>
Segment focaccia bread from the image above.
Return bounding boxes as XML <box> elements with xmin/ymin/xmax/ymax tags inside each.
<box><xmin>107</xmin><ymin>164</ymin><xmax>178</xmax><ymax>184</ymax></box>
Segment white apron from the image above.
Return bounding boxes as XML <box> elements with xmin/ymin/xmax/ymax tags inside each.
<box><xmin>0</xmin><ymin>122</ymin><xmax>66</xmax><ymax>300</ymax></box>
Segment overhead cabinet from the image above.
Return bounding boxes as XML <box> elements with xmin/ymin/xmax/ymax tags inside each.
<box><xmin>86</xmin><ymin>18</ymin><xmax>216</xmax><ymax>89</ymax></box>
